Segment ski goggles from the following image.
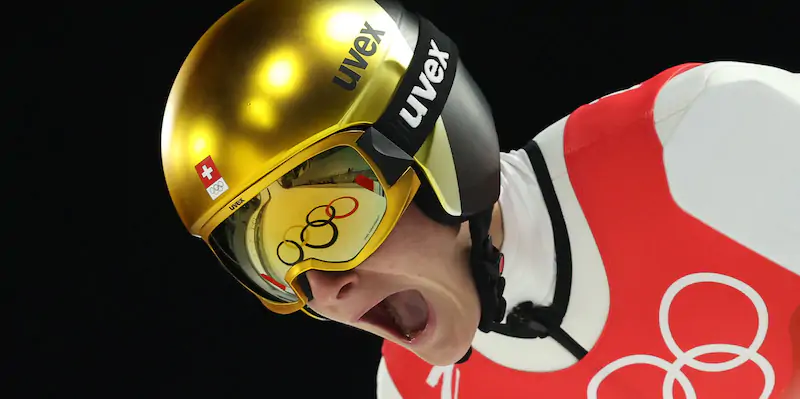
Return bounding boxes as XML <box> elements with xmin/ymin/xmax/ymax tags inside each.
<box><xmin>203</xmin><ymin>130</ymin><xmax>421</xmax><ymax>315</ymax></box>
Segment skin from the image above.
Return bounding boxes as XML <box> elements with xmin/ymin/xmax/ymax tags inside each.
<box><xmin>305</xmin><ymin>202</ymin><xmax>504</xmax><ymax>366</ymax></box>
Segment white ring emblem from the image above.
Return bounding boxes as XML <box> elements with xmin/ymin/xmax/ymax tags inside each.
<box><xmin>587</xmin><ymin>272</ymin><xmax>774</xmax><ymax>399</ymax></box>
<box><xmin>209</xmin><ymin>180</ymin><xmax>226</xmax><ymax>194</ymax></box>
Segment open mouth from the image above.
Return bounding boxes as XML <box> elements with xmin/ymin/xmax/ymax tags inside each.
<box><xmin>360</xmin><ymin>290</ymin><xmax>430</xmax><ymax>343</ymax></box>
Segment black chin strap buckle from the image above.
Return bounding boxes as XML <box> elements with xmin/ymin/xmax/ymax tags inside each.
<box><xmin>505</xmin><ymin>301</ymin><xmax>556</xmax><ymax>339</ymax></box>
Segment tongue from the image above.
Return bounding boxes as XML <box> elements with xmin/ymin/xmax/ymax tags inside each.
<box><xmin>384</xmin><ymin>290</ymin><xmax>429</xmax><ymax>338</ymax></box>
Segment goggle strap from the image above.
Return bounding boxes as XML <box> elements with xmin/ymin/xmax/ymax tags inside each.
<box><xmin>371</xmin><ymin>16</ymin><xmax>459</xmax><ymax>167</ymax></box>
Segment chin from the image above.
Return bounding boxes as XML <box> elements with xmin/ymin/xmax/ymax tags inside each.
<box><xmin>416</xmin><ymin>347</ymin><xmax>470</xmax><ymax>366</ymax></box>
<box><xmin>418</xmin><ymin>345</ymin><xmax>472</xmax><ymax>366</ymax></box>
<box><xmin>415</xmin><ymin>324</ymin><xmax>477</xmax><ymax>366</ymax></box>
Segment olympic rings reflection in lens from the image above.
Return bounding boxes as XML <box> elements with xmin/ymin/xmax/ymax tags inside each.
<box><xmin>326</xmin><ymin>196</ymin><xmax>359</xmax><ymax>218</ymax></box>
<box><xmin>302</xmin><ymin>205</ymin><xmax>338</xmax><ymax>249</ymax></box>
<box><xmin>276</xmin><ymin>196</ymin><xmax>360</xmax><ymax>266</ymax></box>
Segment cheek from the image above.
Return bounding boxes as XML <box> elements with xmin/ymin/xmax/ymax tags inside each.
<box><xmin>366</xmin><ymin>205</ymin><xmax>457</xmax><ymax>273</ymax></box>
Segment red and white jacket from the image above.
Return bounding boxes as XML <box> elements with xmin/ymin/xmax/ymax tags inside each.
<box><xmin>377</xmin><ymin>62</ymin><xmax>800</xmax><ymax>399</ymax></box>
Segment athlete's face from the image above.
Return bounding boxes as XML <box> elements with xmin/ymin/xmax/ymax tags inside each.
<box><xmin>305</xmin><ymin>202</ymin><xmax>502</xmax><ymax>366</ymax></box>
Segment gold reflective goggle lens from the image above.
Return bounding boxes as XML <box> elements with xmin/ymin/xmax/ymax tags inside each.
<box><xmin>208</xmin><ymin>145</ymin><xmax>388</xmax><ymax>304</ymax></box>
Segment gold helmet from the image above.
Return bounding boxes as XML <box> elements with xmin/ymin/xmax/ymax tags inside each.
<box><xmin>161</xmin><ymin>0</ymin><xmax>500</xmax><ymax>318</ymax></box>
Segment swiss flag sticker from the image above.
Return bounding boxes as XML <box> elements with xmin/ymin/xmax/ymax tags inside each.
<box><xmin>194</xmin><ymin>156</ymin><xmax>229</xmax><ymax>200</ymax></box>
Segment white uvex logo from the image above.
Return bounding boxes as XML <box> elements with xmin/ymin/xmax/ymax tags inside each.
<box><xmin>399</xmin><ymin>39</ymin><xmax>450</xmax><ymax>129</ymax></box>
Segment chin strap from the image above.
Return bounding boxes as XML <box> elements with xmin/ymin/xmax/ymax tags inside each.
<box><xmin>469</xmin><ymin>211</ymin><xmax>508</xmax><ymax>333</ymax></box>
<box><xmin>456</xmin><ymin>140</ymin><xmax>588</xmax><ymax>365</ymax></box>
<box><xmin>455</xmin><ymin>208</ymin><xmax>507</xmax><ymax>364</ymax></box>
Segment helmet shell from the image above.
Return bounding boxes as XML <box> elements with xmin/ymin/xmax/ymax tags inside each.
<box><xmin>161</xmin><ymin>0</ymin><xmax>499</xmax><ymax>236</ymax></box>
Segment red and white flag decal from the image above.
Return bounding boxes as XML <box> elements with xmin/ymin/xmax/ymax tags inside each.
<box><xmin>194</xmin><ymin>155</ymin><xmax>229</xmax><ymax>200</ymax></box>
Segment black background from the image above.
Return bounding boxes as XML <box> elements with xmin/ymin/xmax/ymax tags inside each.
<box><xmin>13</xmin><ymin>1</ymin><xmax>797</xmax><ymax>398</ymax></box>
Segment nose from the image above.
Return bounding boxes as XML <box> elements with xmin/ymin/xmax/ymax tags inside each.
<box><xmin>303</xmin><ymin>269</ymin><xmax>359</xmax><ymax>305</ymax></box>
